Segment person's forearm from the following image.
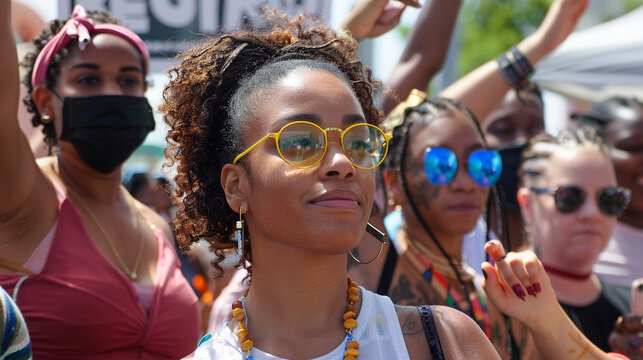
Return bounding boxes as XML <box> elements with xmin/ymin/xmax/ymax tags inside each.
<box><xmin>382</xmin><ymin>0</ymin><xmax>461</xmax><ymax>115</ymax></box>
<box><xmin>340</xmin><ymin>0</ymin><xmax>388</xmax><ymax>39</ymax></box>
<box><xmin>527</xmin><ymin>302</ymin><xmax>620</xmax><ymax>360</ymax></box>
<box><xmin>1</xmin><ymin>0</ymin><xmax>21</xmax><ymax>144</ymax></box>
<box><xmin>439</xmin><ymin>0</ymin><xmax>589</xmax><ymax>123</ymax></box>
<box><xmin>438</xmin><ymin>32</ymin><xmax>546</xmax><ymax>123</ymax></box>
<box><xmin>0</xmin><ymin>0</ymin><xmax>38</xmax><ymax>213</ymax></box>
<box><xmin>1</xmin><ymin>0</ymin><xmax>19</xmax><ymax>114</ymax></box>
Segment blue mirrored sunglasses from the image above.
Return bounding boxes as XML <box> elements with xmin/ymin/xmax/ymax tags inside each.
<box><xmin>423</xmin><ymin>147</ymin><xmax>502</xmax><ymax>187</ymax></box>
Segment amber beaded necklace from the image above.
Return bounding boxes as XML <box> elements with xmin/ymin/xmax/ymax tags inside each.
<box><xmin>231</xmin><ymin>278</ymin><xmax>361</xmax><ymax>360</ymax></box>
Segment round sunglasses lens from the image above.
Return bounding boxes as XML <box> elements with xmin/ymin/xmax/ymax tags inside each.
<box><xmin>344</xmin><ymin>125</ymin><xmax>387</xmax><ymax>168</ymax></box>
<box><xmin>467</xmin><ymin>150</ymin><xmax>502</xmax><ymax>187</ymax></box>
<box><xmin>597</xmin><ymin>187</ymin><xmax>630</xmax><ymax>216</ymax></box>
<box><xmin>424</xmin><ymin>147</ymin><xmax>457</xmax><ymax>185</ymax></box>
<box><xmin>278</xmin><ymin>123</ymin><xmax>325</xmax><ymax>167</ymax></box>
<box><xmin>554</xmin><ymin>186</ymin><xmax>585</xmax><ymax>213</ymax></box>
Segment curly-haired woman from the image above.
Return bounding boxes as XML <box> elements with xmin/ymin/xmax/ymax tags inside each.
<box><xmin>160</xmin><ymin>10</ymin><xmax>624</xmax><ymax>359</ymax></box>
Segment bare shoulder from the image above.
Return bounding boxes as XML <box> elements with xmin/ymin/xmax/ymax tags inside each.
<box><xmin>394</xmin><ymin>305</ymin><xmax>430</xmax><ymax>360</ymax></box>
<box><xmin>431</xmin><ymin>305</ymin><xmax>500</xmax><ymax>359</ymax></box>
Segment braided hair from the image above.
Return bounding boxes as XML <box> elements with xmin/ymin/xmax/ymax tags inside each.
<box><xmin>160</xmin><ymin>12</ymin><xmax>382</xmax><ymax>276</ymax></box>
<box><xmin>519</xmin><ymin>127</ymin><xmax>609</xmax><ymax>187</ymax></box>
<box><xmin>384</xmin><ymin>96</ymin><xmax>510</xmax><ymax>289</ymax></box>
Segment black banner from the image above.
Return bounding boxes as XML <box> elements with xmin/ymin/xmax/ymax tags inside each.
<box><xmin>59</xmin><ymin>0</ymin><xmax>331</xmax><ymax>61</ymax></box>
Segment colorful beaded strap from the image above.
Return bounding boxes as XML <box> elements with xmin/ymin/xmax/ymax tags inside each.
<box><xmin>403</xmin><ymin>235</ymin><xmax>492</xmax><ymax>339</ymax></box>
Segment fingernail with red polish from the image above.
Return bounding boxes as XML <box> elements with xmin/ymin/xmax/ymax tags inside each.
<box><xmin>512</xmin><ymin>284</ymin><xmax>526</xmax><ymax>301</ymax></box>
<box><xmin>526</xmin><ymin>285</ymin><xmax>537</xmax><ymax>297</ymax></box>
<box><xmin>533</xmin><ymin>282</ymin><xmax>542</xmax><ymax>294</ymax></box>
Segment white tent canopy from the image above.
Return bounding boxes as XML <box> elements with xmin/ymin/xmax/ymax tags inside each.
<box><xmin>533</xmin><ymin>5</ymin><xmax>643</xmax><ymax>103</ymax></box>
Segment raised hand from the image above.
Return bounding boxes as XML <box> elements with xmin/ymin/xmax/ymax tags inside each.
<box><xmin>481</xmin><ymin>240</ymin><xmax>558</xmax><ymax>326</ymax></box>
<box><xmin>482</xmin><ymin>240</ymin><xmax>626</xmax><ymax>360</ymax></box>
<box><xmin>340</xmin><ymin>0</ymin><xmax>421</xmax><ymax>40</ymax></box>
<box><xmin>532</xmin><ymin>0</ymin><xmax>589</xmax><ymax>54</ymax></box>
<box><xmin>439</xmin><ymin>0</ymin><xmax>589</xmax><ymax>123</ymax></box>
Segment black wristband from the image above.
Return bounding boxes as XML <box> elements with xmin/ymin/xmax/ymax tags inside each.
<box><xmin>510</xmin><ymin>46</ymin><xmax>533</xmax><ymax>77</ymax></box>
<box><xmin>496</xmin><ymin>53</ymin><xmax>523</xmax><ymax>89</ymax></box>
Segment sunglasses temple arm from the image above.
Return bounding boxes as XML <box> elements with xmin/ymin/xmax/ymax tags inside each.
<box><xmin>366</xmin><ymin>222</ymin><xmax>388</xmax><ymax>243</ymax></box>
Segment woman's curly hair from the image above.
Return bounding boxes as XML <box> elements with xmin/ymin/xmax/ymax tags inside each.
<box><xmin>20</xmin><ymin>11</ymin><xmax>123</xmax><ymax>147</ymax></box>
<box><xmin>160</xmin><ymin>12</ymin><xmax>383</xmax><ymax>277</ymax></box>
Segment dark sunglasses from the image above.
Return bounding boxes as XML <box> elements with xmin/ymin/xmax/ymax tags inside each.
<box><xmin>529</xmin><ymin>185</ymin><xmax>631</xmax><ymax>216</ymax></box>
<box><xmin>424</xmin><ymin>147</ymin><xmax>502</xmax><ymax>187</ymax></box>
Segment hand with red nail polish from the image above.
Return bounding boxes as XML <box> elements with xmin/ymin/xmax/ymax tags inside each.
<box><xmin>481</xmin><ymin>240</ymin><xmax>559</xmax><ymax>326</ymax></box>
<box><xmin>512</xmin><ymin>284</ymin><xmax>527</xmax><ymax>301</ymax></box>
<box><xmin>481</xmin><ymin>239</ymin><xmax>622</xmax><ymax>360</ymax></box>
<box><xmin>525</xmin><ymin>285</ymin><xmax>537</xmax><ymax>298</ymax></box>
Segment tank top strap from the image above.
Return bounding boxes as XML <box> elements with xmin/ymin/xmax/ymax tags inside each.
<box><xmin>417</xmin><ymin>305</ymin><xmax>445</xmax><ymax>360</ymax></box>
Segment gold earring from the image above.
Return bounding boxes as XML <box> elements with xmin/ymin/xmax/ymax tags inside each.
<box><xmin>41</xmin><ymin>114</ymin><xmax>51</xmax><ymax>123</ymax></box>
<box><xmin>349</xmin><ymin>222</ymin><xmax>388</xmax><ymax>264</ymax></box>
<box><xmin>349</xmin><ymin>240</ymin><xmax>384</xmax><ymax>265</ymax></box>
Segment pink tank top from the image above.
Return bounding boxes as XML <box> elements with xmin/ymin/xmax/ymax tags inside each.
<box><xmin>0</xmin><ymin>185</ymin><xmax>200</xmax><ymax>359</ymax></box>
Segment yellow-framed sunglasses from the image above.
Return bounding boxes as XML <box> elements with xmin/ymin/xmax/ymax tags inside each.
<box><xmin>233</xmin><ymin>121</ymin><xmax>392</xmax><ymax>169</ymax></box>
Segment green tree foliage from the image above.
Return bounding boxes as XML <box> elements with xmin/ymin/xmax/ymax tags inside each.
<box><xmin>458</xmin><ymin>0</ymin><xmax>643</xmax><ymax>77</ymax></box>
<box><xmin>459</xmin><ymin>0</ymin><xmax>552</xmax><ymax>76</ymax></box>
<box><xmin>625</xmin><ymin>0</ymin><xmax>643</xmax><ymax>12</ymax></box>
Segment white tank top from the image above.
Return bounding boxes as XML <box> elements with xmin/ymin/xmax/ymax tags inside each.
<box><xmin>189</xmin><ymin>287</ymin><xmax>411</xmax><ymax>360</ymax></box>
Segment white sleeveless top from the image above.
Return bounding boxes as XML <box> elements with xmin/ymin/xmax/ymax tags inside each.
<box><xmin>189</xmin><ymin>287</ymin><xmax>411</xmax><ymax>360</ymax></box>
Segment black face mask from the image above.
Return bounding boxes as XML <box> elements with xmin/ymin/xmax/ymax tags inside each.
<box><xmin>495</xmin><ymin>143</ymin><xmax>528</xmax><ymax>210</ymax></box>
<box><xmin>60</xmin><ymin>95</ymin><xmax>155</xmax><ymax>174</ymax></box>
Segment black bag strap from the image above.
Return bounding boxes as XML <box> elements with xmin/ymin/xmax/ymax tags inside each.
<box><xmin>417</xmin><ymin>305</ymin><xmax>446</xmax><ymax>360</ymax></box>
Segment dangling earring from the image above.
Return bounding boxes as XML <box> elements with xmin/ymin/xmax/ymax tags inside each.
<box><xmin>236</xmin><ymin>207</ymin><xmax>244</xmax><ymax>259</ymax></box>
<box><xmin>388</xmin><ymin>198</ymin><xmax>402</xmax><ymax>212</ymax></box>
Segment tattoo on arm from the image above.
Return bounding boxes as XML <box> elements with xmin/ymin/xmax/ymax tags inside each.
<box><xmin>567</xmin><ymin>333</ymin><xmax>602</xmax><ymax>360</ymax></box>
<box><xmin>395</xmin><ymin>305</ymin><xmax>423</xmax><ymax>336</ymax></box>
<box><xmin>491</xmin><ymin>322</ymin><xmax>504</xmax><ymax>348</ymax></box>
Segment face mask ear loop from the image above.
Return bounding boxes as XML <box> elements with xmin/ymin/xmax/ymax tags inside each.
<box><xmin>50</xmin><ymin>89</ymin><xmax>63</xmax><ymax>101</ymax></box>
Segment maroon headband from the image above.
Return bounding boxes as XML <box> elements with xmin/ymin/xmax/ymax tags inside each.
<box><xmin>31</xmin><ymin>4</ymin><xmax>150</xmax><ymax>87</ymax></box>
